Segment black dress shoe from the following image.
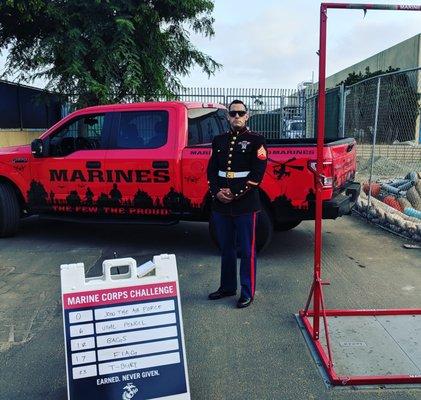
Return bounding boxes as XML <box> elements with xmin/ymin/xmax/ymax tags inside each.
<box><xmin>237</xmin><ymin>296</ymin><xmax>253</xmax><ymax>308</ymax></box>
<box><xmin>208</xmin><ymin>288</ymin><xmax>236</xmax><ymax>300</ymax></box>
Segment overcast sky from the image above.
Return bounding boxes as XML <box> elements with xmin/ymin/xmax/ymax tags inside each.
<box><xmin>182</xmin><ymin>0</ymin><xmax>421</xmax><ymax>89</ymax></box>
<box><xmin>1</xmin><ymin>0</ymin><xmax>421</xmax><ymax>90</ymax></box>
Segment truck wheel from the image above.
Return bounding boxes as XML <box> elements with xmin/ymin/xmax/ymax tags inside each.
<box><xmin>274</xmin><ymin>220</ymin><xmax>302</xmax><ymax>231</ymax></box>
<box><xmin>208</xmin><ymin>205</ymin><xmax>273</xmax><ymax>253</ymax></box>
<box><xmin>0</xmin><ymin>183</ymin><xmax>20</xmax><ymax>237</ymax></box>
<box><xmin>255</xmin><ymin>206</ymin><xmax>273</xmax><ymax>253</ymax></box>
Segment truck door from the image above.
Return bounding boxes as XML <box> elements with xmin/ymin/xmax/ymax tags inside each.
<box><xmin>104</xmin><ymin>109</ymin><xmax>179</xmax><ymax>219</ymax></box>
<box><xmin>181</xmin><ymin>107</ymin><xmax>228</xmax><ymax>210</ymax></box>
<box><xmin>29</xmin><ymin>113</ymin><xmax>112</xmax><ymax>214</ymax></box>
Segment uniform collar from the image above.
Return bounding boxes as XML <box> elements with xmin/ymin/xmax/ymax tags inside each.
<box><xmin>230</xmin><ymin>126</ymin><xmax>249</xmax><ymax>135</ymax></box>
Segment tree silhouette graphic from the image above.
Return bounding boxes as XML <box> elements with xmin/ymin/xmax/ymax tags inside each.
<box><xmin>97</xmin><ymin>193</ymin><xmax>111</xmax><ymax>208</ymax></box>
<box><xmin>67</xmin><ymin>190</ymin><xmax>81</xmax><ymax>207</ymax></box>
<box><xmin>163</xmin><ymin>187</ymin><xmax>192</xmax><ymax>212</ymax></box>
<box><xmin>272</xmin><ymin>194</ymin><xmax>295</xmax><ymax>214</ymax></box>
<box><xmin>85</xmin><ymin>188</ymin><xmax>94</xmax><ymax>206</ymax></box>
<box><xmin>133</xmin><ymin>189</ymin><xmax>153</xmax><ymax>208</ymax></box>
<box><xmin>27</xmin><ymin>180</ymin><xmax>49</xmax><ymax>208</ymax></box>
<box><xmin>49</xmin><ymin>190</ymin><xmax>55</xmax><ymax>205</ymax></box>
<box><xmin>305</xmin><ymin>189</ymin><xmax>316</xmax><ymax>213</ymax></box>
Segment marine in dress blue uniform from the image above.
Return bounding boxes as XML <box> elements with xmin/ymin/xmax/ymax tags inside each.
<box><xmin>207</xmin><ymin>100</ymin><xmax>267</xmax><ymax>308</ymax></box>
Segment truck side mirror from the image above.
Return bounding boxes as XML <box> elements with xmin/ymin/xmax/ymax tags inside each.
<box><xmin>31</xmin><ymin>139</ymin><xmax>44</xmax><ymax>158</ymax></box>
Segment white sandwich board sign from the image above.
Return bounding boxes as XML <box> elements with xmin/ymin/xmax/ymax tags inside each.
<box><xmin>60</xmin><ymin>254</ymin><xmax>190</xmax><ymax>400</ymax></box>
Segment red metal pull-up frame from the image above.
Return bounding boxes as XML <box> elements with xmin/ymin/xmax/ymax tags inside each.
<box><xmin>300</xmin><ymin>3</ymin><xmax>421</xmax><ymax>386</ymax></box>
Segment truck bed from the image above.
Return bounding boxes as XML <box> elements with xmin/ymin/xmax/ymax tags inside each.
<box><xmin>266</xmin><ymin>137</ymin><xmax>354</xmax><ymax>146</ymax></box>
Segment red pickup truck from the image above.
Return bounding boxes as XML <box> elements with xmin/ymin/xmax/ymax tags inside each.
<box><xmin>0</xmin><ymin>101</ymin><xmax>359</xmax><ymax>251</ymax></box>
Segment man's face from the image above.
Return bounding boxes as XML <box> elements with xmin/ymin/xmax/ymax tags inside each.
<box><xmin>228</xmin><ymin>103</ymin><xmax>249</xmax><ymax>130</ymax></box>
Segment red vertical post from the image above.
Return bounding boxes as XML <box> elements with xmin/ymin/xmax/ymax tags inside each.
<box><xmin>313</xmin><ymin>4</ymin><xmax>328</xmax><ymax>340</ymax></box>
<box><xmin>300</xmin><ymin>2</ymin><xmax>421</xmax><ymax>385</ymax></box>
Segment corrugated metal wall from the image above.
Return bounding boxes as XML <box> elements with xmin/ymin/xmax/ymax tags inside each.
<box><xmin>0</xmin><ymin>81</ymin><xmax>62</xmax><ymax>130</ymax></box>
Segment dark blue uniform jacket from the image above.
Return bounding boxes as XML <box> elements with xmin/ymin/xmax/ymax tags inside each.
<box><xmin>207</xmin><ymin>126</ymin><xmax>268</xmax><ymax>215</ymax></box>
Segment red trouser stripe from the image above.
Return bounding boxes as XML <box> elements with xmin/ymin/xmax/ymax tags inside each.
<box><xmin>251</xmin><ymin>212</ymin><xmax>257</xmax><ymax>297</ymax></box>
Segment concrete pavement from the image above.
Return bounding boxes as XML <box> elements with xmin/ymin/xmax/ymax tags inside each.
<box><xmin>0</xmin><ymin>214</ymin><xmax>420</xmax><ymax>400</ymax></box>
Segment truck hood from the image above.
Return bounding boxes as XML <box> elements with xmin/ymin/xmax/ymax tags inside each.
<box><xmin>0</xmin><ymin>144</ymin><xmax>31</xmax><ymax>156</ymax></box>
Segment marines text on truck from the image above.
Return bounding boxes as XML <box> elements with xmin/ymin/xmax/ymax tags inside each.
<box><xmin>0</xmin><ymin>101</ymin><xmax>360</xmax><ymax>251</ymax></box>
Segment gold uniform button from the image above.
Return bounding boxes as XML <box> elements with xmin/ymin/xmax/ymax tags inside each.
<box><xmin>233</xmin><ymin>136</ymin><xmax>237</xmax><ymax>140</ymax></box>
<box><xmin>228</xmin><ymin>154</ymin><xmax>232</xmax><ymax>158</ymax></box>
<box><xmin>228</xmin><ymin>160</ymin><xmax>232</xmax><ymax>164</ymax></box>
<box><xmin>231</xmin><ymin>141</ymin><xmax>235</xmax><ymax>145</ymax></box>
<box><xmin>227</xmin><ymin>167</ymin><xmax>231</xmax><ymax>171</ymax></box>
<box><xmin>230</xmin><ymin>147</ymin><xmax>233</xmax><ymax>151</ymax></box>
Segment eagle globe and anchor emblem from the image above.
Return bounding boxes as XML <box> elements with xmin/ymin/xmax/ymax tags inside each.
<box><xmin>238</xmin><ymin>140</ymin><xmax>250</xmax><ymax>150</ymax></box>
<box><xmin>122</xmin><ymin>383</ymin><xmax>139</xmax><ymax>400</ymax></box>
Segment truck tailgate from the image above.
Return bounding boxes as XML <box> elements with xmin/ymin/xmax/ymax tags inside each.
<box><xmin>329</xmin><ymin>140</ymin><xmax>357</xmax><ymax>191</ymax></box>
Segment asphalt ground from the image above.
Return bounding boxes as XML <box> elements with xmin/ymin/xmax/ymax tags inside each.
<box><xmin>0</xmin><ymin>214</ymin><xmax>420</xmax><ymax>400</ymax></box>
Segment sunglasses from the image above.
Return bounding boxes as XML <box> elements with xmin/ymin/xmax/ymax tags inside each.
<box><xmin>228</xmin><ymin>110</ymin><xmax>247</xmax><ymax>117</ymax></box>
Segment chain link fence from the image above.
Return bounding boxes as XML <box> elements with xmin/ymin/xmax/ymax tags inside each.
<box><xmin>342</xmin><ymin>68</ymin><xmax>421</xmax><ymax>185</ymax></box>
<box><xmin>305</xmin><ymin>68</ymin><xmax>421</xmax><ymax>239</ymax></box>
<box><xmin>305</xmin><ymin>68</ymin><xmax>421</xmax><ymax>181</ymax></box>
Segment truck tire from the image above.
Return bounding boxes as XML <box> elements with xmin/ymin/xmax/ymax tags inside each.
<box><xmin>0</xmin><ymin>183</ymin><xmax>20</xmax><ymax>237</ymax></box>
<box><xmin>208</xmin><ymin>205</ymin><xmax>273</xmax><ymax>253</ymax></box>
<box><xmin>274</xmin><ymin>220</ymin><xmax>302</xmax><ymax>231</ymax></box>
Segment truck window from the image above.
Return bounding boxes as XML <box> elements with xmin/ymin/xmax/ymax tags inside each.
<box><xmin>188</xmin><ymin>121</ymin><xmax>200</xmax><ymax>145</ymax></box>
<box><xmin>116</xmin><ymin>111</ymin><xmax>169</xmax><ymax>149</ymax></box>
<box><xmin>187</xmin><ymin>108</ymin><xmax>228</xmax><ymax>146</ymax></box>
<box><xmin>218</xmin><ymin>110</ymin><xmax>230</xmax><ymax>132</ymax></box>
<box><xmin>49</xmin><ymin>114</ymin><xmax>105</xmax><ymax>156</ymax></box>
<box><xmin>201</xmin><ymin>115</ymin><xmax>219</xmax><ymax>143</ymax></box>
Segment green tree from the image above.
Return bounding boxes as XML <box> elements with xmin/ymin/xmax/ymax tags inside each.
<box><xmin>0</xmin><ymin>0</ymin><xmax>220</xmax><ymax>106</ymax></box>
<box><xmin>337</xmin><ymin>66</ymin><xmax>399</xmax><ymax>86</ymax></box>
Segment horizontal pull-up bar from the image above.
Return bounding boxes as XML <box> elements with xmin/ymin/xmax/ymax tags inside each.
<box><xmin>322</xmin><ymin>3</ymin><xmax>421</xmax><ymax>11</ymax></box>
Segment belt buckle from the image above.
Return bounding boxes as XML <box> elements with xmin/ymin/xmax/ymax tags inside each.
<box><xmin>226</xmin><ymin>171</ymin><xmax>235</xmax><ymax>179</ymax></box>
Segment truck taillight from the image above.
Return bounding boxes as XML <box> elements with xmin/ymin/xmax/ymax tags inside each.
<box><xmin>308</xmin><ymin>160</ymin><xmax>333</xmax><ymax>188</ymax></box>
<box><xmin>322</xmin><ymin>176</ymin><xmax>333</xmax><ymax>187</ymax></box>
